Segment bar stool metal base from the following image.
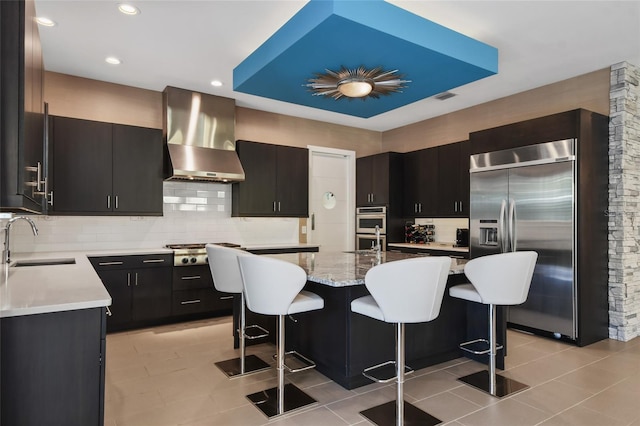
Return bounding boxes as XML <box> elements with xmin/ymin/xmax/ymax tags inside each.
<box><xmin>360</xmin><ymin>400</ymin><xmax>441</xmax><ymax>426</ymax></box>
<box><xmin>246</xmin><ymin>383</ymin><xmax>316</xmax><ymax>418</ymax></box>
<box><xmin>458</xmin><ymin>370</ymin><xmax>528</xmax><ymax>398</ymax></box>
<box><xmin>214</xmin><ymin>354</ymin><xmax>270</xmax><ymax>378</ymax></box>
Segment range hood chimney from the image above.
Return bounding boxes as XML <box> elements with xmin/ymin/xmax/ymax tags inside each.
<box><xmin>163</xmin><ymin>86</ymin><xmax>245</xmax><ymax>182</ymax></box>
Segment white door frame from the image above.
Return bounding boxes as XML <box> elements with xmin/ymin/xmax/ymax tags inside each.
<box><xmin>307</xmin><ymin>145</ymin><xmax>356</xmax><ymax>250</ymax></box>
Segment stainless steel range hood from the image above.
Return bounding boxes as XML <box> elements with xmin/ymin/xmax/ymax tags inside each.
<box><xmin>163</xmin><ymin>86</ymin><xmax>245</xmax><ymax>182</ymax></box>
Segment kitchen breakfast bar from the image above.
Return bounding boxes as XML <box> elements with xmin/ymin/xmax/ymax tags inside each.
<box><xmin>240</xmin><ymin>251</ymin><xmax>505</xmax><ymax>390</ymax></box>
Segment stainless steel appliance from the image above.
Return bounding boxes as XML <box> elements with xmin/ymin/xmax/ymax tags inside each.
<box><xmin>356</xmin><ymin>206</ymin><xmax>387</xmax><ymax>251</ymax></box>
<box><xmin>356</xmin><ymin>206</ymin><xmax>386</xmax><ymax>234</ymax></box>
<box><xmin>470</xmin><ymin>139</ymin><xmax>577</xmax><ymax>340</ymax></box>
<box><xmin>356</xmin><ymin>233</ymin><xmax>387</xmax><ymax>252</ymax></box>
<box><xmin>165</xmin><ymin>242</ymin><xmax>241</xmax><ymax>266</ymax></box>
<box><xmin>163</xmin><ymin>86</ymin><xmax>245</xmax><ymax>182</ymax></box>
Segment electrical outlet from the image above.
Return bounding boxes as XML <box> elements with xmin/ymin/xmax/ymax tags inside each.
<box><xmin>301</xmin><ymin>226</ymin><xmax>307</xmax><ymax>234</ymax></box>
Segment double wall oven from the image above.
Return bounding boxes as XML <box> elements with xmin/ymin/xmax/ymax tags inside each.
<box><xmin>355</xmin><ymin>206</ymin><xmax>387</xmax><ymax>251</ymax></box>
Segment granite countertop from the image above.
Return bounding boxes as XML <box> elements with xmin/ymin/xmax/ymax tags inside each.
<box><xmin>270</xmin><ymin>251</ymin><xmax>467</xmax><ymax>288</ymax></box>
<box><xmin>388</xmin><ymin>242</ymin><xmax>469</xmax><ymax>253</ymax></box>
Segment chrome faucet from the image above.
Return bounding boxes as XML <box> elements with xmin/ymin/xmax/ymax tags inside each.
<box><xmin>3</xmin><ymin>216</ymin><xmax>38</xmax><ymax>264</ymax></box>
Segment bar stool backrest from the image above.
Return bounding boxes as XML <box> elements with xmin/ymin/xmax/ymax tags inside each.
<box><xmin>238</xmin><ymin>255</ymin><xmax>307</xmax><ymax>316</ymax></box>
<box><xmin>464</xmin><ymin>251</ymin><xmax>538</xmax><ymax>305</ymax></box>
<box><xmin>206</xmin><ymin>244</ymin><xmax>254</xmax><ymax>294</ymax></box>
<box><xmin>364</xmin><ymin>256</ymin><xmax>451</xmax><ymax>323</ymax></box>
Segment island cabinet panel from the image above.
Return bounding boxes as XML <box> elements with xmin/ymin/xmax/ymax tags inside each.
<box><xmin>285</xmin><ymin>275</ymin><xmax>471</xmax><ymax>390</ymax></box>
<box><xmin>1</xmin><ymin>307</ymin><xmax>106</xmax><ymax>426</ymax></box>
<box><xmin>90</xmin><ymin>254</ymin><xmax>173</xmax><ymax>332</ymax></box>
<box><xmin>402</xmin><ymin>148</ymin><xmax>438</xmax><ymax>217</ymax></box>
<box><xmin>49</xmin><ymin>116</ymin><xmax>163</xmax><ymax>216</ymax></box>
<box><xmin>356</xmin><ymin>152</ymin><xmax>403</xmax><ymax>213</ymax></box>
<box><xmin>232</xmin><ymin>140</ymin><xmax>308</xmax><ymax>217</ymax></box>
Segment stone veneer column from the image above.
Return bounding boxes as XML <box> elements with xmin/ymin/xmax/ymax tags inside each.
<box><xmin>609</xmin><ymin>61</ymin><xmax>640</xmax><ymax>341</ymax></box>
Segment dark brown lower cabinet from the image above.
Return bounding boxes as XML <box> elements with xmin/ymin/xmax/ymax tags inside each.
<box><xmin>90</xmin><ymin>254</ymin><xmax>173</xmax><ymax>332</ymax></box>
<box><xmin>171</xmin><ymin>265</ymin><xmax>234</xmax><ymax>317</ymax></box>
<box><xmin>1</xmin><ymin>307</ymin><xmax>106</xmax><ymax>426</ymax></box>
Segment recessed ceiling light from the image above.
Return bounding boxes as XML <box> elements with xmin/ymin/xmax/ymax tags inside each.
<box><xmin>210</xmin><ymin>80</ymin><xmax>223</xmax><ymax>87</ymax></box>
<box><xmin>35</xmin><ymin>17</ymin><xmax>56</xmax><ymax>27</ymax></box>
<box><xmin>118</xmin><ymin>3</ymin><xmax>140</xmax><ymax>15</ymax></box>
<box><xmin>105</xmin><ymin>57</ymin><xmax>122</xmax><ymax>65</ymax></box>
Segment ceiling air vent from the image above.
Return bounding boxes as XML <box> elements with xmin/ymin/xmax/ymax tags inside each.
<box><xmin>434</xmin><ymin>91</ymin><xmax>457</xmax><ymax>101</ymax></box>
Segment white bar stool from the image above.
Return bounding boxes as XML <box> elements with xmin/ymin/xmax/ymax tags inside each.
<box><xmin>238</xmin><ymin>255</ymin><xmax>324</xmax><ymax>418</ymax></box>
<box><xmin>205</xmin><ymin>244</ymin><xmax>270</xmax><ymax>378</ymax></box>
<box><xmin>449</xmin><ymin>251</ymin><xmax>537</xmax><ymax>398</ymax></box>
<box><xmin>351</xmin><ymin>256</ymin><xmax>451</xmax><ymax>426</ymax></box>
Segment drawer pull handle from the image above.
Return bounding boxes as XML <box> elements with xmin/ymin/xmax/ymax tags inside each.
<box><xmin>219</xmin><ymin>296</ymin><xmax>234</xmax><ymax>300</ymax></box>
<box><xmin>181</xmin><ymin>299</ymin><xmax>201</xmax><ymax>305</ymax></box>
<box><xmin>143</xmin><ymin>259</ymin><xmax>165</xmax><ymax>263</ymax></box>
<box><xmin>181</xmin><ymin>275</ymin><xmax>201</xmax><ymax>280</ymax></box>
<box><xmin>98</xmin><ymin>261</ymin><xmax>124</xmax><ymax>266</ymax></box>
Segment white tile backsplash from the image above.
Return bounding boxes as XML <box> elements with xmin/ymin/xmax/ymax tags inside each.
<box><xmin>5</xmin><ymin>181</ymin><xmax>301</xmax><ymax>254</ymax></box>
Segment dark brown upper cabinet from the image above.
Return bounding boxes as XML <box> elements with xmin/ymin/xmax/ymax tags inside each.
<box><xmin>49</xmin><ymin>116</ymin><xmax>163</xmax><ymax>215</ymax></box>
<box><xmin>232</xmin><ymin>140</ymin><xmax>308</xmax><ymax>217</ymax></box>
<box><xmin>0</xmin><ymin>0</ymin><xmax>46</xmax><ymax>213</ymax></box>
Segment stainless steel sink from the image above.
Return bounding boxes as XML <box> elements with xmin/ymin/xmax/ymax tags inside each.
<box><xmin>12</xmin><ymin>258</ymin><xmax>76</xmax><ymax>267</ymax></box>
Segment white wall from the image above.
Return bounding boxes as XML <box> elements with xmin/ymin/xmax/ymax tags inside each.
<box><xmin>6</xmin><ymin>181</ymin><xmax>300</xmax><ymax>254</ymax></box>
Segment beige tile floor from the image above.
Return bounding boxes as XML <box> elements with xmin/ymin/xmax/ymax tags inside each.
<box><xmin>104</xmin><ymin>316</ymin><xmax>640</xmax><ymax>426</ymax></box>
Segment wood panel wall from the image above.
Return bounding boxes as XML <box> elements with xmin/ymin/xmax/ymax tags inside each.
<box><xmin>44</xmin><ymin>67</ymin><xmax>610</xmax><ymax>157</ymax></box>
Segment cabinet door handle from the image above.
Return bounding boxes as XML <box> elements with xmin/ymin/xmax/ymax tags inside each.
<box><xmin>48</xmin><ymin>190</ymin><xmax>54</xmax><ymax>207</ymax></box>
<box><xmin>311</xmin><ymin>213</ymin><xmax>315</xmax><ymax>231</ymax></box>
<box><xmin>414</xmin><ymin>203</ymin><xmax>417</xmax><ymax>213</ymax></box>
<box><xmin>278</xmin><ymin>201</ymin><xmax>281</xmax><ymax>212</ymax></box>
<box><xmin>459</xmin><ymin>201</ymin><xmax>463</xmax><ymax>212</ymax></box>
<box><xmin>181</xmin><ymin>275</ymin><xmax>201</xmax><ymax>280</ymax></box>
<box><xmin>115</xmin><ymin>195</ymin><xmax>119</xmax><ymax>209</ymax></box>
<box><xmin>99</xmin><ymin>261</ymin><xmax>124</xmax><ymax>266</ymax></box>
<box><xmin>454</xmin><ymin>201</ymin><xmax>458</xmax><ymax>212</ymax></box>
<box><xmin>180</xmin><ymin>299</ymin><xmax>201</xmax><ymax>305</ymax></box>
<box><xmin>273</xmin><ymin>201</ymin><xmax>277</xmax><ymax>212</ymax></box>
<box><xmin>135</xmin><ymin>272</ymin><xmax>139</xmax><ymax>286</ymax></box>
<box><xmin>419</xmin><ymin>203</ymin><xmax>422</xmax><ymax>213</ymax></box>
<box><xmin>127</xmin><ymin>272</ymin><xmax>131</xmax><ymax>287</ymax></box>
<box><xmin>107</xmin><ymin>195</ymin><xmax>111</xmax><ymax>209</ymax></box>
<box><xmin>143</xmin><ymin>259</ymin><xmax>165</xmax><ymax>263</ymax></box>
<box><xmin>219</xmin><ymin>295</ymin><xmax>234</xmax><ymax>300</ymax></box>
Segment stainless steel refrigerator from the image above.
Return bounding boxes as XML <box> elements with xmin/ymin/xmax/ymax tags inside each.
<box><xmin>469</xmin><ymin>139</ymin><xmax>577</xmax><ymax>340</ymax></box>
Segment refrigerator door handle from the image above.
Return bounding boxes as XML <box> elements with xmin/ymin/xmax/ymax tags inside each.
<box><xmin>499</xmin><ymin>199</ymin><xmax>508</xmax><ymax>253</ymax></box>
<box><xmin>508</xmin><ymin>198</ymin><xmax>517</xmax><ymax>252</ymax></box>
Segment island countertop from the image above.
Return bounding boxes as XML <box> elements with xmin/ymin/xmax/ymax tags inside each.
<box><xmin>270</xmin><ymin>251</ymin><xmax>467</xmax><ymax>287</ymax></box>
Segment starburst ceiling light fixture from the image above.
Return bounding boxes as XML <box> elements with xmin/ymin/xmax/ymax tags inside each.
<box><xmin>307</xmin><ymin>66</ymin><xmax>410</xmax><ymax>100</ymax></box>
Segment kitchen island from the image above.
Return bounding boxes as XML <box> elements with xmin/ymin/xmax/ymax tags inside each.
<box><xmin>251</xmin><ymin>251</ymin><xmax>496</xmax><ymax>390</ymax></box>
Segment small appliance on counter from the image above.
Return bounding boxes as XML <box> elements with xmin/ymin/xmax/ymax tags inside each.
<box><xmin>404</xmin><ymin>222</ymin><xmax>435</xmax><ymax>244</ymax></box>
<box><xmin>455</xmin><ymin>228</ymin><xmax>469</xmax><ymax>247</ymax></box>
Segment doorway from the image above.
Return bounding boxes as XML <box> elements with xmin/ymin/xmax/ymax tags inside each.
<box><xmin>307</xmin><ymin>146</ymin><xmax>355</xmax><ymax>252</ymax></box>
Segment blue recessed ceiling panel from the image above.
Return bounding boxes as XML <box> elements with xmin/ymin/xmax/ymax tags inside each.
<box><xmin>233</xmin><ymin>0</ymin><xmax>498</xmax><ymax>118</ymax></box>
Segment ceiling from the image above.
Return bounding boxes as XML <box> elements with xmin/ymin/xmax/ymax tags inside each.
<box><xmin>34</xmin><ymin>1</ymin><xmax>640</xmax><ymax>132</ymax></box>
